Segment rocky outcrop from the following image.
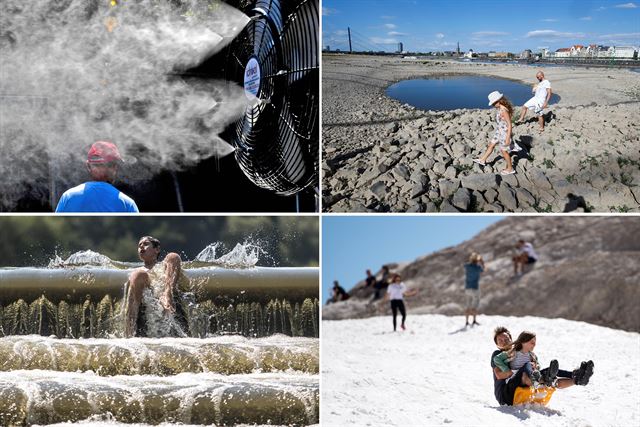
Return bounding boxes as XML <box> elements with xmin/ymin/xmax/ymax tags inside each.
<box><xmin>323</xmin><ymin>217</ymin><xmax>640</xmax><ymax>332</ymax></box>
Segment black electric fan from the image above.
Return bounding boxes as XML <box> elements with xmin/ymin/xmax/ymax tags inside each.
<box><xmin>225</xmin><ymin>0</ymin><xmax>318</xmax><ymax>196</ymax></box>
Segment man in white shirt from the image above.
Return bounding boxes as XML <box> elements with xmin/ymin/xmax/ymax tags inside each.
<box><xmin>517</xmin><ymin>71</ymin><xmax>552</xmax><ymax>132</ymax></box>
<box><xmin>512</xmin><ymin>239</ymin><xmax>538</xmax><ymax>276</ymax></box>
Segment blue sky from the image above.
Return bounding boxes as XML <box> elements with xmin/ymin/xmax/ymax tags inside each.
<box><xmin>322</xmin><ymin>0</ymin><xmax>640</xmax><ymax>53</ymax></box>
<box><xmin>322</xmin><ymin>216</ymin><xmax>503</xmax><ymax>303</ymax></box>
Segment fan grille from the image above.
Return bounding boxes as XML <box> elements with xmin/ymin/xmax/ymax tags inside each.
<box><xmin>227</xmin><ymin>0</ymin><xmax>318</xmax><ymax>196</ymax></box>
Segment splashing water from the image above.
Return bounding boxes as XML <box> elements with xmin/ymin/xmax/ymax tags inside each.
<box><xmin>0</xmin><ymin>0</ymin><xmax>251</xmax><ymax>209</ymax></box>
<box><xmin>48</xmin><ymin>250</ymin><xmax>114</xmax><ymax>268</ymax></box>
<box><xmin>194</xmin><ymin>242</ymin><xmax>260</xmax><ymax>269</ymax></box>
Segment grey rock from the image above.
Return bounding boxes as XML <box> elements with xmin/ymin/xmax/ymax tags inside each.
<box><xmin>370</xmin><ymin>181</ymin><xmax>387</xmax><ymax>199</ymax></box>
<box><xmin>472</xmin><ymin>190</ymin><xmax>486</xmax><ymax>211</ymax></box>
<box><xmin>407</xmin><ymin>202</ymin><xmax>424</xmax><ymax>213</ymax></box>
<box><xmin>485</xmin><ymin>203</ymin><xmax>504</xmax><ymax>212</ymax></box>
<box><xmin>393</xmin><ymin>164</ymin><xmax>411</xmax><ymax>181</ymax></box>
<box><xmin>516</xmin><ymin>188</ymin><xmax>536</xmax><ymax>209</ymax></box>
<box><xmin>498</xmin><ymin>183</ymin><xmax>518</xmax><ymax>211</ymax></box>
<box><xmin>440</xmin><ymin>200</ymin><xmax>460</xmax><ymax>212</ymax></box>
<box><xmin>452</xmin><ymin>187</ymin><xmax>471</xmax><ymax>211</ymax></box>
<box><xmin>410</xmin><ymin>169</ymin><xmax>427</xmax><ymax>184</ymax></box>
<box><xmin>386</xmin><ymin>122</ymin><xmax>399</xmax><ymax>133</ymax></box>
<box><xmin>444</xmin><ymin>166</ymin><xmax>458</xmax><ymax>180</ymax></box>
<box><xmin>528</xmin><ymin>168</ymin><xmax>553</xmax><ymax>190</ymax></box>
<box><xmin>484</xmin><ymin>188</ymin><xmax>498</xmax><ymax>203</ymax></box>
<box><xmin>411</xmin><ymin>182</ymin><xmax>428</xmax><ymax>199</ymax></box>
<box><xmin>420</xmin><ymin>157</ymin><xmax>436</xmax><ymax>170</ymax></box>
<box><xmin>461</xmin><ymin>173</ymin><xmax>498</xmax><ymax>192</ymax></box>
<box><xmin>439</xmin><ymin>178</ymin><xmax>461</xmax><ymax>199</ymax></box>
<box><xmin>433</xmin><ymin>162</ymin><xmax>447</xmax><ymax>176</ymax></box>
<box><xmin>435</xmin><ymin>146</ymin><xmax>450</xmax><ymax>163</ymax></box>
<box><xmin>500</xmin><ymin>173</ymin><xmax>519</xmax><ymax>188</ymax></box>
<box><xmin>425</xmin><ymin>201</ymin><xmax>438</xmax><ymax>212</ymax></box>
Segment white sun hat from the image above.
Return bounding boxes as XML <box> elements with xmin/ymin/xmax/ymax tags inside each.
<box><xmin>488</xmin><ymin>91</ymin><xmax>504</xmax><ymax>106</ymax></box>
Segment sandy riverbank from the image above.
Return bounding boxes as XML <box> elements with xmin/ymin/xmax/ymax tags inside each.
<box><xmin>322</xmin><ymin>54</ymin><xmax>640</xmax><ymax>212</ymax></box>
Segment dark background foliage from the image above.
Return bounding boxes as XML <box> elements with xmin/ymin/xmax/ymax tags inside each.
<box><xmin>0</xmin><ymin>216</ymin><xmax>318</xmax><ymax>267</ymax></box>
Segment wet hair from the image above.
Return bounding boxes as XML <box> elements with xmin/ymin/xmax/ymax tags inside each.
<box><xmin>494</xmin><ymin>96</ymin><xmax>514</xmax><ymax>118</ymax></box>
<box><xmin>382</xmin><ymin>265</ymin><xmax>389</xmax><ymax>272</ymax></box>
<box><xmin>512</xmin><ymin>331</ymin><xmax>536</xmax><ymax>352</ymax></box>
<box><xmin>333</xmin><ymin>280</ymin><xmax>339</xmax><ymax>287</ymax></box>
<box><xmin>140</xmin><ymin>236</ymin><xmax>160</xmax><ymax>248</ymax></box>
<box><xmin>493</xmin><ymin>326</ymin><xmax>512</xmax><ymax>344</ymax></box>
<box><xmin>392</xmin><ymin>274</ymin><xmax>402</xmax><ymax>281</ymax></box>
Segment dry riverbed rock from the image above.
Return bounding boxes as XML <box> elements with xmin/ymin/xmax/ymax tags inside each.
<box><xmin>322</xmin><ymin>54</ymin><xmax>640</xmax><ymax>212</ymax></box>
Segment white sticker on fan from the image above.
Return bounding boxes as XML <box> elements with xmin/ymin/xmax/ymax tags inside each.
<box><xmin>244</xmin><ymin>57</ymin><xmax>261</xmax><ymax>99</ymax></box>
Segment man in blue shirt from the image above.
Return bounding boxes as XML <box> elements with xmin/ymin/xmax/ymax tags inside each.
<box><xmin>464</xmin><ymin>252</ymin><xmax>485</xmax><ymax>327</ymax></box>
<box><xmin>55</xmin><ymin>141</ymin><xmax>139</xmax><ymax>212</ymax></box>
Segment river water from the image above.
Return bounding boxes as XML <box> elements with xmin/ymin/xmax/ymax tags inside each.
<box><xmin>0</xmin><ymin>246</ymin><xmax>319</xmax><ymax>425</ymax></box>
<box><xmin>386</xmin><ymin>75</ymin><xmax>561</xmax><ymax>111</ymax></box>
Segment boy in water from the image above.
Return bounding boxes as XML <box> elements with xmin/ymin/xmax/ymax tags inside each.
<box><xmin>124</xmin><ymin>236</ymin><xmax>189</xmax><ymax>337</ymax></box>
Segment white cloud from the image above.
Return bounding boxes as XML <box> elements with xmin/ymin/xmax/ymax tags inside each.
<box><xmin>388</xmin><ymin>31</ymin><xmax>408</xmax><ymax>37</ymax></box>
<box><xmin>370</xmin><ymin>37</ymin><xmax>400</xmax><ymax>45</ymax></box>
<box><xmin>381</xmin><ymin>15</ymin><xmax>396</xmax><ymax>20</ymax></box>
<box><xmin>384</xmin><ymin>23</ymin><xmax>397</xmax><ymax>30</ymax></box>
<box><xmin>436</xmin><ymin>33</ymin><xmax>445</xmax><ymax>39</ymax></box>
<box><xmin>472</xmin><ymin>31</ymin><xmax>509</xmax><ymax>37</ymax></box>
<box><xmin>598</xmin><ymin>32</ymin><xmax>640</xmax><ymax>39</ymax></box>
<box><xmin>526</xmin><ymin>30</ymin><xmax>586</xmax><ymax>39</ymax></box>
<box><xmin>615</xmin><ymin>2</ymin><xmax>638</xmax><ymax>8</ymax></box>
<box><xmin>580</xmin><ymin>16</ymin><xmax>592</xmax><ymax>21</ymax></box>
<box><xmin>541</xmin><ymin>18</ymin><xmax>559</xmax><ymax>22</ymax></box>
<box><xmin>322</xmin><ymin>7</ymin><xmax>338</xmax><ymax>16</ymax></box>
<box><xmin>595</xmin><ymin>6</ymin><xmax>607</xmax><ymax>11</ymax></box>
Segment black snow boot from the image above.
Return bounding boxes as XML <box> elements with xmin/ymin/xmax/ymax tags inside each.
<box><xmin>542</xmin><ymin>359</ymin><xmax>559</xmax><ymax>386</ymax></box>
<box><xmin>573</xmin><ymin>360</ymin><xmax>595</xmax><ymax>386</ymax></box>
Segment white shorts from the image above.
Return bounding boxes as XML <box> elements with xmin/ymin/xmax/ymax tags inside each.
<box><xmin>524</xmin><ymin>98</ymin><xmax>544</xmax><ymax>116</ymax></box>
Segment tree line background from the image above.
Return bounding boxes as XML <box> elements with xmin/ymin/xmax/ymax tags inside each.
<box><xmin>0</xmin><ymin>217</ymin><xmax>318</xmax><ymax>267</ymax></box>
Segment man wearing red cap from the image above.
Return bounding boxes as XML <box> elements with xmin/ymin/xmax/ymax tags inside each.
<box><xmin>55</xmin><ymin>141</ymin><xmax>139</xmax><ymax>212</ymax></box>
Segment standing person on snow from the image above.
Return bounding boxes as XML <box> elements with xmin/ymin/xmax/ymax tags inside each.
<box><xmin>464</xmin><ymin>252</ymin><xmax>485</xmax><ymax>327</ymax></box>
<box><xmin>384</xmin><ymin>274</ymin><xmax>417</xmax><ymax>331</ymax></box>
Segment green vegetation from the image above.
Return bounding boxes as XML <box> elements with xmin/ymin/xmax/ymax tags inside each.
<box><xmin>620</xmin><ymin>173</ymin><xmax>634</xmax><ymax>187</ymax></box>
<box><xmin>546</xmin><ymin>139</ymin><xmax>554</xmax><ymax>146</ymax></box>
<box><xmin>609</xmin><ymin>205</ymin><xmax>632</xmax><ymax>213</ymax></box>
<box><xmin>579</xmin><ymin>155</ymin><xmax>601</xmax><ymax>168</ymax></box>
<box><xmin>0</xmin><ymin>217</ymin><xmax>318</xmax><ymax>267</ymax></box>
<box><xmin>566</xmin><ymin>174</ymin><xmax>576</xmax><ymax>184</ymax></box>
<box><xmin>533</xmin><ymin>203</ymin><xmax>553</xmax><ymax>213</ymax></box>
<box><xmin>454</xmin><ymin>164</ymin><xmax>474</xmax><ymax>173</ymax></box>
<box><xmin>617</xmin><ymin>157</ymin><xmax>640</xmax><ymax>168</ymax></box>
<box><xmin>542</xmin><ymin>158</ymin><xmax>555</xmax><ymax>169</ymax></box>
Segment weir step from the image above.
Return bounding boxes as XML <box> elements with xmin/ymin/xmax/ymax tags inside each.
<box><xmin>0</xmin><ymin>370</ymin><xmax>319</xmax><ymax>426</ymax></box>
<box><xmin>0</xmin><ymin>335</ymin><xmax>318</xmax><ymax>376</ymax></box>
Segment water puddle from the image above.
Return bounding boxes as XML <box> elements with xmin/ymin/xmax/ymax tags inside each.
<box><xmin>386</xmin><ymin>75</ymin><xmax>561</xmax><ymax>111</ymax></box>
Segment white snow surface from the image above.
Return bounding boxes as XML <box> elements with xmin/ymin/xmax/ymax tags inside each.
<box><xmin>322</xmin><ymin>314</ymin><xmax>639</xmax><ymax>427</ymax></box>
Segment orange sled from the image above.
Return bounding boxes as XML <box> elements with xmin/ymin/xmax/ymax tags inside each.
<box><xmin>513</xmin><ymin>385</ymin><xmax>556</xmax><ymax>406</ymax></box>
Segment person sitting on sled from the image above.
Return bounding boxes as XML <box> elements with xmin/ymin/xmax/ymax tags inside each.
<box><xmin>491</xmin><ymin>327</ymin><xmax>594</xmax><ymax>406</ymax></box>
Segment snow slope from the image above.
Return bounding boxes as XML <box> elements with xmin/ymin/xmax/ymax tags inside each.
<box><xmin>321</xmin><ymin>314</ymin><xmax>639</xmax><ymax>427</ymax></box>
